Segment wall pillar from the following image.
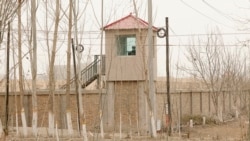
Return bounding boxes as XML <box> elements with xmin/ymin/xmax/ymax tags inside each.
<box><xmin>138</xmin><ymin>81</ymin><xmax>148</xmax><ymax>135</ymax></box>
<box><xmin>23</xmin><ymin>95</ymin><xmax>31</xmax><ymax>126</ymax></box>
<box><xmin>103</xmin><ymin>81</ymin><xmax>114</xmax><ymax>131</ymax></box>
<box><xmin>60</xmin><ymin>95</ymin><xmax>67</xmax><ymax>129</ymax></box>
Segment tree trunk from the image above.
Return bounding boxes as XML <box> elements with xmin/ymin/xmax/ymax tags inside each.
<box><xmin>147</xmin><ymin>0</ymin><xmax>157</xmax><ymax>137</ymax></box>
<box><xmin>0</xmin><ymin>119</ymin><xmax>3</xmax><ymax>138</ymax></box>
<box><xmin>73</xmin><ymin>1</ymin><xmax>87</xmax><ymax>139</ymax></box>
<box><xmin>48</xmin><ymin>0</ymin><xmax>60</xmax><ymax>136</ymax></box>
<box><xmin>11</xmin><ymin>25</ymin><xmax>18</xmax><ymax>135</ymax></box>
<box><xmin>18</xmin><ymin>0</ymin><xmax>27</xmax><ymax>137</ymax></box>
<box><xmin>31</xmin><ymin>0</ymin><xmax>38</xmax><ymax>136</ymax></box>
<box><xmin>99</xmin><ymin>0</ymin><xmax>104</xmax><ymax>138</ymax></box>
<box><xmin>248</xmin><ymin>90</ymin><xmax>250</xmax><ymax>141</ymax></box>
<box><xmin>66</xmin><ymin>0</ymin><xmax>73</xmax><ymax>136</ymax></box>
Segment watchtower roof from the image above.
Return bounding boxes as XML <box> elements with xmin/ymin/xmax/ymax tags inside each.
<box><xmin>103</xmin><ymin>13</ymin><xmax>158</xmax><ymax>31</ymax></box>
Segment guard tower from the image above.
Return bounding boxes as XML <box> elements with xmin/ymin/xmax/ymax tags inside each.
<box><xmin>102</xmin><ymin>13</ymin><xmax>158</xmax><ymax>133</ymax></box>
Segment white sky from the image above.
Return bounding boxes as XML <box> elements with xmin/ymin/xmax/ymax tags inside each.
<box><xmin>153</xmin><ymin>0</ymin><xmax>250</xmax><ymax>76</ymax></box>
<box><xmin>0</xmin><ymin>0</ymin><xmax>250</xmax><ymax>78</ymax></box>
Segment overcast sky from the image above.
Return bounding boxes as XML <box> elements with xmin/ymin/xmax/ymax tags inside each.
<box><xmin>152</xmin><ymin>0</ymin><xmax>250</xmax><ymax>76</ymax></box>
<box><xmin>0</xmin><ymin>0</ymin><xmax>250</xmax><ymax>78</ymax></box>
<box><xmin>98</xmin><ymin>0</ymin><xmax>250</xmax><ymax>76</ymax></box>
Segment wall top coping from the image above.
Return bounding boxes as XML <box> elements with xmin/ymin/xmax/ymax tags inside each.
<box><xmin>0</xmin><ymin>89</ymin><xmax>106</xmax><ymax>95</ymax></box>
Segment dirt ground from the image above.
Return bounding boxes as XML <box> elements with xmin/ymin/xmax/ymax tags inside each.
<box><xmin>170</xmin><ymin>115</ymin><xmax>249</xmax><ymax>141</ymax></box>
<box><xmin>1</xmin><ymin>116</ymin><xmax>249</xmax><ymax>141</ymax></box>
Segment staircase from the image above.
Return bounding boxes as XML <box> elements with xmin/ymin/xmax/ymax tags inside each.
<box><xmin>61</xmin><ymin>55</ymin><xmax>105</xmax><ymax>89</ymax></box>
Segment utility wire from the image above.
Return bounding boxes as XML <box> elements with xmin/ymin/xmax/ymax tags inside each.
<box><xmin>3</xmin><ymin>31</ymin><xmax>250</xmax><ymax>42</ymax></box>
<box><xmin>180</xmin><ymin>0</ymin><xmax>234</xmax><ymax>29</ymax></box>
<box><xmin>6</xmin><ymin>28</ymin><xmax>250</xmax><ymax>37</ymax></box>
<box><xmin>163</xmin><ymin>44</ymin><xmax>246</xmax><ymax>47</ymax></box>
<box><xmin>0</xmin><ymin>32</ymin><xmax>248</xmax><ymax>43</ymax></box>
<box><xmin>0</xmin><ymin>42</ymin><xmax>247</xmax><ymax>47</ymax></box>
<box><xmin>202</xmin><ymin>0</ymin><xmax>235</xmax><ymax>21</ymax></box>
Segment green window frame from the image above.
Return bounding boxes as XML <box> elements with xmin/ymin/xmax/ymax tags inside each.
<box><xmin>116</xmin><ymin>35</ymin><xmax>136</xmax><ymax>56</ymax></box>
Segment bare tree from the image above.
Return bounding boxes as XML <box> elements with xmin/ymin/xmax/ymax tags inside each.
<box><xmin>147</xmin><ymin>0</ymin><xmax>157</xmax><ymax>137</ymax></box>
<box><xmin>0</xmin><ymin>0</ymin><xmax>21</xmax><ymax>47</ymax></box>
<box><xmin>10</xmin><ymin>23</ymin><xmax>18</xmax><ymax>136</ymax></box>
<box><xmin>0</xmin><ymin>3</ymin><xmax>24</xmax><ymax>134</ymax></box>
<box><xmin>30</xmin><ymin>0</ymin><xmax>38</xmax><ymax>136</ymax></box>
<box><xmin>130</xmin><ymin>0</ymin><xmax>158</xmax><ymax>136</ymax></box>
<box><xmin>221</xmin><ymin>48</ymin><xmax>245</xmax><ymax>102</ymax></box>
<box><xmin>65</xmin><ymin>0</ymin><xmax>73</xmax><ymax>136</ymax></box>
<box><xmin>223</xmin><ymin>5</ymin><xmax>250</xmax><ymax>139</ymax></box>
<box><xmin>17</xmin><ymin>0</ymin><xmax>27</xmax><ymax>137</ymax></box>
<box><xmin>72</xmin><ymin>1</ymin><xmax>89</xmax><ymax>139</ymax></box>
<box><xmin>47</xmin><ymin>0</ymin><xmax>61</xmax><ymax>136</ymax></box>
<box><xmin>182</xmin><ymin>29</ymin><xmax>245</xmax><ymax>122</ymax></box>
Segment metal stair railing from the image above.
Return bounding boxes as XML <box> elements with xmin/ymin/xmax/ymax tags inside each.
<box><xmin>60</xmin><ymin>55</ymin><xmax>105</xmax><ymax>89</ymax></box>
<box><xmin>80</xmin><ymin>58</ymin><xmax>100</xmax><ymax>88</ymax></box>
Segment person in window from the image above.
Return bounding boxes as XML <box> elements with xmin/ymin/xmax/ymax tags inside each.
<box><xmin>128</xmin><ymin>46</ymin><xmax>136</xmax><ymax>55</ymax></box>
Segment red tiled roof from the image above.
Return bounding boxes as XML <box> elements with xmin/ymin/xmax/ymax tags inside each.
<box><xmin>103</xmin><ymin>13</ymin><xmax>158</xmax><ymax>31</ymax></box>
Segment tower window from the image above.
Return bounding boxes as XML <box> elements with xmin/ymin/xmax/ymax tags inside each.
<box><xmin>116</xmin><ymin>35</ymin><xmax>136</xmax><ymax>56</ymax></box>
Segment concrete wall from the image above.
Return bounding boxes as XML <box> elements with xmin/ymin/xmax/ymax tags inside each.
<box><xmin>157</xmin><ymin>90</ymin><xmax>248</xmax><ymax>126</ymax></box>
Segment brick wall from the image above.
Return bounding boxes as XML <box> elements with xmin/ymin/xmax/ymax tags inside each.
<box><xmin>0</xmin><ymin>89</ymin><xmax>248</xmax><ymax>132</ymax></box>
<box><xmin>113</xmin><ymin>81</ymin><xmax>138</xmax><ymax>132</ymax></box>
<box><xmin>0</xmin><ymin>90</ymin><xmax>100</xmax><ymax>131</ymax></box>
